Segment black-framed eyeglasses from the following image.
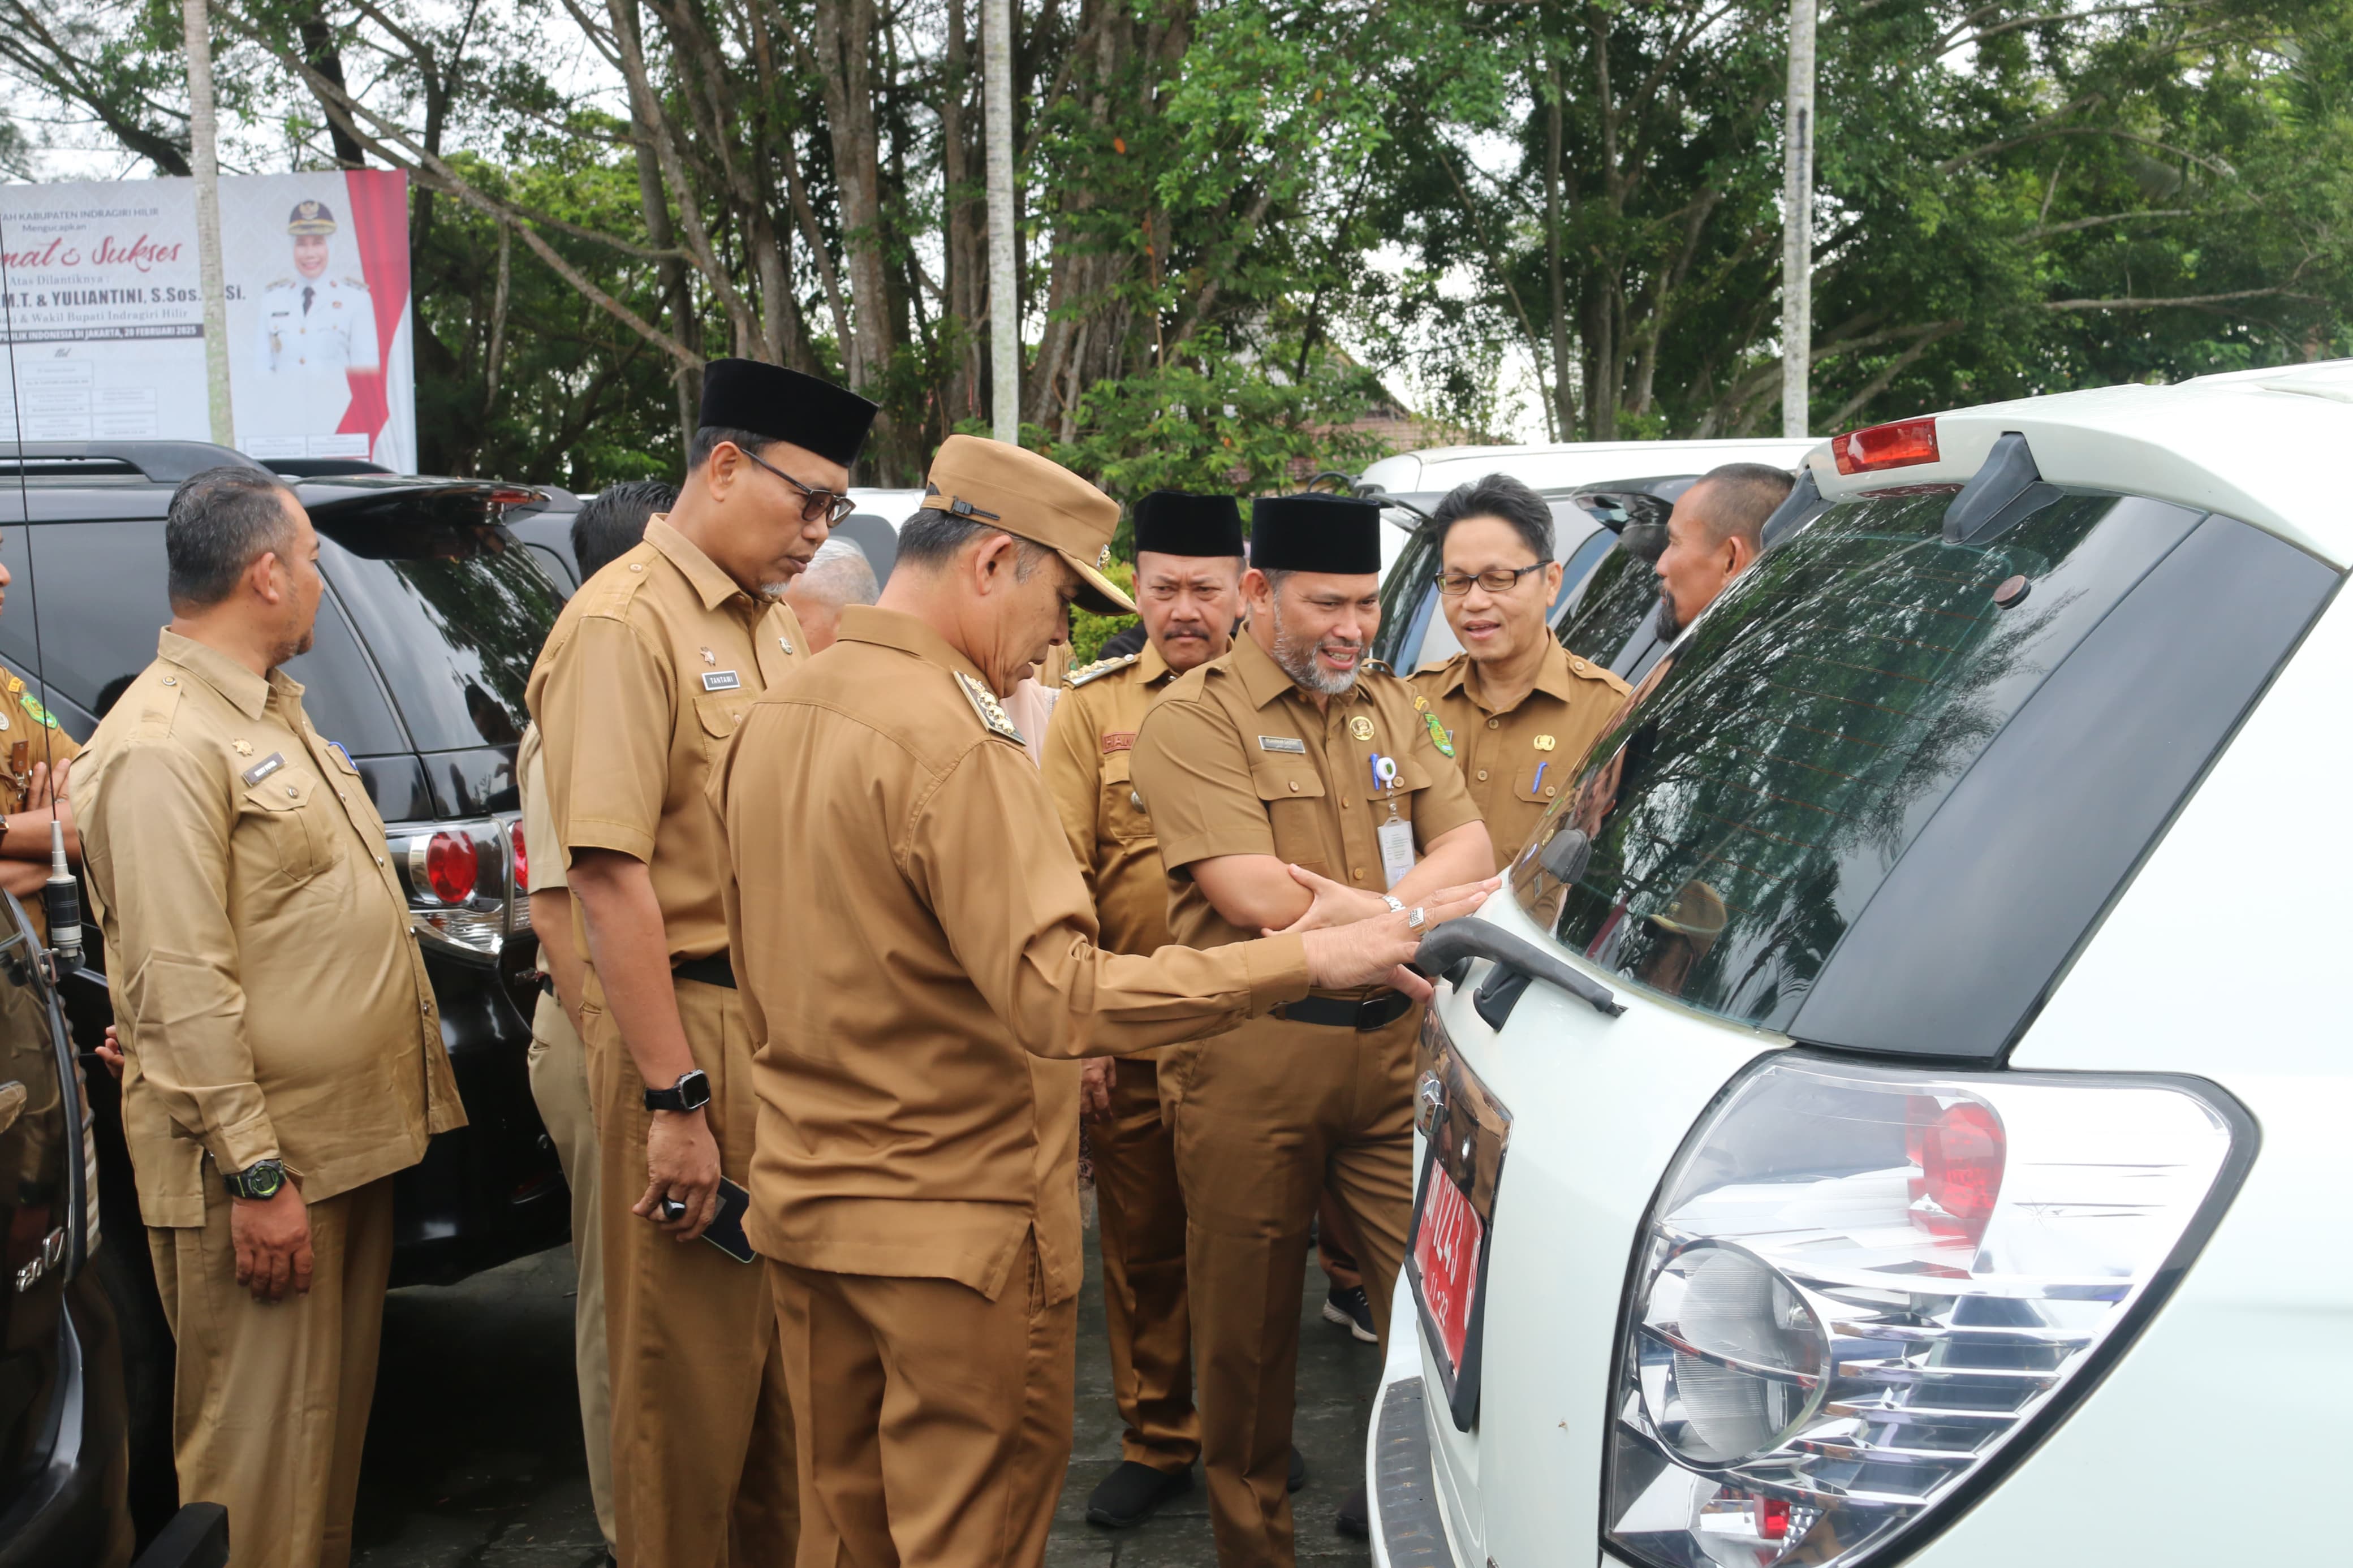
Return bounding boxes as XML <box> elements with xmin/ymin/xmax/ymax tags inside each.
<box><xmin>1436</xmin><ymin>563</ymin><xmax>1546</xmax><ymax>597</ymax></box>
<box><xmin>734</xmin><ymin>443</ymin><xmax>857</xmax><ymax>526</ymax></box>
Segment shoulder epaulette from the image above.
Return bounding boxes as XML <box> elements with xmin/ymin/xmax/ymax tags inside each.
<box><xmin>580</xmin><ymin>547</ymin><xmax>659</xmax><ymax>618</ymax></box>
<box><xmin>1363</xmin><ymin>658</ymin><xmax>1395</xmax><ymax>677</ymax></box>
<box><xmin>1065</xmin><ymin>651</ymin><xmax>1141</xmax><ymax>689</ymax></box>
<box><xmin>954</xmin><ymin>670</ymin><xmax>1026</xmax><ymax>746</ymax></box>
<box><xmin>342</xmin><ymin>275</ymin><xmax>370</xmax><ymax>291</ymax></box>
<box><xmin>265</xmin><ymin>277</ymin><xmax>296</xmax><ymax>291</ymax></box>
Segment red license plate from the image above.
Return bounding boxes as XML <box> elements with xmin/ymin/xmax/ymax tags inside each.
<box><xmin>1411</xmin><ymin>1164</ymin><xmax>1485</xmax><ymax>1375</ymax></box>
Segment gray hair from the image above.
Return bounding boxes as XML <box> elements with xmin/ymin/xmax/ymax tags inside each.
<box><xmin>798</xmin><ymin>538</ymin><xmax>880</xmax><ymax>606</ymax></box>
<box><xmin>166</xmin><ymin>466</ymin><xmax>300</xmax><ymax>611</ymax></box>
<box><xmin>894</xmin><ymin>510</ymin><xmax>1051</xmax><ymax>580</ymax></box>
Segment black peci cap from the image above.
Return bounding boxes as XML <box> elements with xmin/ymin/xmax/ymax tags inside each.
<box><xmin>699</xmin><ymin>358</ymin><xmax>881</xmax><ymax>469</ymax></box>
<box><xmin>1132</xmin><ymin>490</ymin><xmax>1245</xmax><ymax>558</ymax></box>
<box><xmin>1248</xmin><ymin>493</ymin><xmax>1382</xmax><ymax>575</ymax></box>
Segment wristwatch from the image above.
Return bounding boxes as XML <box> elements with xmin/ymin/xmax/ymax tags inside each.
<box><xmin>223</xmin><ymin>1159</ymin><xmax>287</xmax><ymax>1201</ymax></box>
<box><xmin>644</xmin><ymin>1068</ymin><xmax>713</xmax><ymax>1114</ymax></box>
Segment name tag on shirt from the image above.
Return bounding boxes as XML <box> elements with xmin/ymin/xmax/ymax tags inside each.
<box><xmin>702</xmin><ymin>671</ymin><xmax>743</xmax><ymax>692</ymax></box>
<box><xmin>1377</xmin><ymin>818</ymin><xmax>1416</xmax><ymax>889</ymax></box>
<box><xmin>1257</xmin><ymin>735</ymin><xmax>1307</xmax><ymax>754</ymax></box>
<box><xmin>241</xmin><ymin>752</ymin><xmax>286</xmax><ymax>787</ymax></box>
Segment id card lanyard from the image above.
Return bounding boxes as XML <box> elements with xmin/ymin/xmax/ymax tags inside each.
<box><xmin>1369</xmin><ymin>750</ymin><xmax>1415</xmax><ymax>889</ymax></box>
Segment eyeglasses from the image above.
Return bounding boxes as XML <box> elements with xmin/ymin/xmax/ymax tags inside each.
<box><xmin>734</xmin><ymin>443</ymin><xmax>858</xmax><ymax>526</ymax></box>
<box><xmin>1436</xmin><ymin>563</ymin><xmax>1546</xmax><ymax>597</ymax></box>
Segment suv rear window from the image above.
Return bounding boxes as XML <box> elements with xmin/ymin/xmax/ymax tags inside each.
<box><xmin>1510</xmin><ymin>486</ymin><xmax>2335</xmax><ymax>1049</ymax></box>
<box><xmin>0</xmin><ymin>519</ymin><xmax>407</xmax><ymax>753</ymax></box>
<box><xmin>313</xmin><ymin>506</ymin><xmax>559</xmax><ymax>751</ymax></box>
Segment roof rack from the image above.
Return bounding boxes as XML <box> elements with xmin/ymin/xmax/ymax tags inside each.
<box><xmin>0</xmin><ymin>439</ymin><xmax>266</xmax><ymax>483</ymax></box>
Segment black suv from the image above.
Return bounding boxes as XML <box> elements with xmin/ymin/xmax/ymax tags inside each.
<box><xmin>1</xmin><ymin>439</ymin><xmax>570</xmax><ymax>1540</ymax></box>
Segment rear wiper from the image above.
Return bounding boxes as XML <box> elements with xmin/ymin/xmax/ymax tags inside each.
<box><xmin>1416</xmin><ymin>918</ymin><xmax>1624</xmax><ymax>1019</ymax></box>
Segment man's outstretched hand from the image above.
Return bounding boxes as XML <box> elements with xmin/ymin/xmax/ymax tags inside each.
<box><xmin>1297</xmin><ymin>876</ymin><xmax>1499</xmax><ymax>1000</ymax></box>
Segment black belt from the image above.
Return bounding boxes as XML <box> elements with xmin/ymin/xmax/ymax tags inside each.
<box><xmin>537</xmin><ymin>974</ymin><xmax>558</xmax><ymax>997</ymax></box>
<box><xmin>1275</xmin><ymin>991</ymin><xmax>1413</xmax><ymax>1031</ymax></box>
<box><xmin>673</xmin><ymin>954</ymin><xmax>737</xmax><ymax>990</ymax></box>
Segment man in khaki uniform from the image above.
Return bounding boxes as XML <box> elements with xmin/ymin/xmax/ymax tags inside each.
<box><xmin>77</xmin><ymin>466</ymin><xmax>466</xmax><ymax>1568</ymax></box>
<box><xmin>527</xmin><ymin>357</ymin><xmax>877</xmax><ymax>1568</ymax></box>
<box><xmin>1042</xmin><ymin>490</ymin><xmax>1246</xmax><ymax>1528</ymax></box>
<box><xmin>712</xmin><ymin>437</ymin><xmax>1485</xmax><ymax>1568</ymax></box>
<box><xmin>1129</xmin><ymin>493</ymin><xmax>1497</xmax><ymax>1566</ymax></box>
<box><xmin>1409</xmin><ymin>474</ymin><xmax>1630</xmax><ymax>858</ymax></box>
<box><xmin>516</xmin><ymin>478</ymin><xmax>673</xmax><ymax>1562</ymax></box>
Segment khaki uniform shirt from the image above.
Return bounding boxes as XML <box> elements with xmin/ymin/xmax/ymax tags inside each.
<box><xmin>1</xmin><ymin>665</ymin><xmax>84</xmax><ymax>945</ymax></box>
<box><xmin>1409</xmin><ymin>642</ymin><xmax>1630</xmax><ymax>858</ymax></box>
<box><xmin>525</xmin><ymin>516</ymin><xmax>807</xmax><ymax>963</ymax></box>
<box><xmin>1041</xmin><ymin>645</ymin><xmax>1181</xmax><ymax>957</ymax></box>
<box><xmin>1130</xmin><ymin>634</ymin><xmax>1484</xmax><ymax>963</ymax></box>
<box><xmin>515</xmin><ymin>723</ymin><xmax>563</xmax><ymax>896</ymax></box>
<box><xmin>710</xmin><ymin>606</ymin><xmax>1312</xmax><ymax>1305</ymax></box>
<box><xmin>78</xmin><ymin>632</ymin><xmax>464</xmax><ymax>1228</ymax></box>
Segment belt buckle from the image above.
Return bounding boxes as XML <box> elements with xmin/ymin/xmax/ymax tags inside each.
<box><xmin>1354</xmin><ymin>994</ymin><xmax>1390</xmax><ymax>1031</ymax></box>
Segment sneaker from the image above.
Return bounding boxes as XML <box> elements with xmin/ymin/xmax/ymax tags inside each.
<box><xmin>1322</xmin><ymin>1285</ymin><xmax>1377</xmax><ymax>1344</ymax></box>
<box><xmin>1085</xmin><ymin>1461</ymin><xmax>1193</xmax><ymax>1528</ymax></box>
<box><xmin>1289</xmin><ymin>1445</ymin><xmax>1308</xmax><ymax>1492</ymax></box>
<box><xmin>1335</xmin><ymin>1480</ymin><xmax>1369</xmax><ymax>1539</ymax></box>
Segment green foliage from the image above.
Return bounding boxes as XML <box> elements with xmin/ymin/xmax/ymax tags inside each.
<box><xmin>1068</xmin><ymin>557</ymin><xmax>1136</xmax><ymax>667</ymax></box>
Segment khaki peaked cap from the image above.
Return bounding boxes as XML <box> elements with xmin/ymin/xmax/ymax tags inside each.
<box><xmin>917</xmin><ymin>434</ymin><xmax>1135</xmax><ymax>615</ymax></box>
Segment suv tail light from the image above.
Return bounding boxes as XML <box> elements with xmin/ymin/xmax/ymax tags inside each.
<box><xmin>1831</xmin><ymin>416</ymin><xmax>1940</xmax><ymax>474</ymax></box>
<box><xmin>393</xmin><ymin>816</ymin><xmax>527</xmax><ymax>958</ymax></box>
<box><xmin>1605</xmin><ymin>1053</ymin><xmax>2249</xmax><ymax>1568</ymax></box>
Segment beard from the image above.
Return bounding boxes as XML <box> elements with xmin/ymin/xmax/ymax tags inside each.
<box><xmin>1270</xmin><ymin>599</ymin><xmax>1362</xmax><ymax>697</ymax></box>
<box><xmin>1652</xmin><ymin>589</ymin><xmax>1684</xmax><ymax>643</ymax></box>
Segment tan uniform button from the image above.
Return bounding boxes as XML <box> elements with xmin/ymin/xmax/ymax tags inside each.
<box><xmin>1353</xmin><ymin>867</ymin><xmax>1365</xmax><ymax>880</ymax></box>
<box><xmin>1288</xmin><ymin>781</ymin><xmax>1300</xmax><ymax>793</ymax></box>
<box><xmin>161</xmin><ymin>676</ymin><xmax>177</xmax><ymax>686</ymax></box>
<box><xmin>1486</xmin><ymin>718</ymin><xmax>1500</xmax><ymax>729</ymax></box>
<box><xmin>1476</xmin><ymin>768</ymin><xmax>1488</xmax><ymax>781</ymax></box>
<box><xmin>1545</xmin><ymin>785</ymin><xmax>1558</xmax><ymax>797</ymax></box>
<box><xmin>1341</xmin><ymin>797</ymin><xmax>1351</xmax><ymax>810</ymax></box>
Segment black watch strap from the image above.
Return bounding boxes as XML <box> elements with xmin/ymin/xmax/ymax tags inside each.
<box><xmin>644</xmin><ymin>1068</ymin><xmax>712</xmax><ymax>1113</ymax></box>
<box><xmin>223</xmin><ymin>1159</ymin><xmax>286</xmax><ymax>1200</ymax></box>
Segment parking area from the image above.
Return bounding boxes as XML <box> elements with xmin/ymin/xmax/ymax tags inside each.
<box><xmin>351</xmin><ymin>1230</ymin><xmax>1381</xmax><ymax>1567</ymax></box>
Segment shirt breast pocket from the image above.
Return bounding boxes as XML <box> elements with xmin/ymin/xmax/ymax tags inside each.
<box><xmin>239</xmin><ymin>770</ymin><xmax>335</xmax><ymax>885</ymax></box>
<box><xmin>1251</xmin><ymin>762</ymin><xmax>1332</xmax><ymax>877</ymax></box>
<box><xmin>1101</xmin><ymin>752</ymin><xmax>1153</xmax><ymax>843</ymax></box>
<box><xmin>1514</xmin><ymin>760</ymin><xmax>1564</xmax><ymax>806</ymax></box>
<box><xmin>1367</xmin><ymin>754</ymin><xmax>1433</xmax><ymax>821</ymax></box>
<box><xmin>694</xmin><ymin>693</ymin><xmax>750</xmax><ymax>755</ymax></box>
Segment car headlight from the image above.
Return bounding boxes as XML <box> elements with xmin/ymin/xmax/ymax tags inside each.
<box><xmin>1606</xmin><ymin>1053</ymin><xmax>2251</xmax><ymax>1568</ymax></box>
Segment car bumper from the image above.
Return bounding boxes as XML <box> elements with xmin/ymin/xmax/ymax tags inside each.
<box><xmin>1368</xmin><ymin>1270</ymin><xmax>1463</xmax><ymax>1568</ymax></box>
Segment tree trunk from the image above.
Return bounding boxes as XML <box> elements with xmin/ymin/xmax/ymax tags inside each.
<box><xmin>298</xmin><ymin>9</ymin><xmax>367</xmax><ymax>167</ymax></box>
<box><xmin>816</xmin><ymin>0</ymin><xmax>898</xmax><ymax>399</ymax></box>
<box><xmin>180</xmin><ymin>0</ymin><xmax>234</xmax><ymax>446</ymax></box>
<box><xmin>984</xmin><ymin>0</ymin><xmax>1019</xmax><ymax>440</ymax></box>
<box><xmin>943</xmin><ymin>0</ymin><xmax>984</xmax><ymax>425</ymax></box>
<box><xmin>1545</xmin><ymin>55</ymin><xmax>1571</xmax><ymax>442</ymax></box>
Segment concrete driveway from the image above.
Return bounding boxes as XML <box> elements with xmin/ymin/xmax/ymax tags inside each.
<box><xmin>352</xmin><ymin>1230</ymin><xmax>1383</xmax><ymax>1567</ymax></box>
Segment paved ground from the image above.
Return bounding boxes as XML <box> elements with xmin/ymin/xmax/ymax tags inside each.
<box><xmin>352</xmin><ymin>1229</ymin><xmax>1383</xmax><ymax>1567</ymax></box>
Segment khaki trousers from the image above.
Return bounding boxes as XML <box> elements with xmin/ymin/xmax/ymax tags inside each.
<box><xmin>148</xmin><ymin>1177</ymin><xmax>395</xmax><ymax>1568</ymax></box>
<box><xmin>1091</xmin><ymin>1056</ymin><xmax>1198</xmax><ymax>1471</ymax></box>
<box><xmin>527</xmin><ymin>988</ymin><xmax>617</xmax><ymax>1550</ymax></box>
<box><xmin>769</xmin><ymin>1231</ymin><xmax>1075</xmax><ymax>1568</ymax></box>
<box><xmin>584</xmin><ymin>977</ymin><xmax>796</xmax><ymax>1568</ymax></box>
<box><xmin>1166</xmin><ymin>1009</ymin><xmax>1417</xmax><ymax>1568</ymax></box>
<box><xmin>1317</xmin><ymin>1191</ymin><xmax>1363</xmax><ymax>1292</ymax></box>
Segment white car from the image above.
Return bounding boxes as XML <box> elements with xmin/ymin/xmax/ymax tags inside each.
<box><xmin>1370</xmin><ymin>361</ymin><xmax>2353</xmax><ymax>1568</ymax></box>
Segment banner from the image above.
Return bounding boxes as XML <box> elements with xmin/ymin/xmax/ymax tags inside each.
<box><xmin>0</xmin><ymin>169</ymin><xmax>415</xmax><ymax>472</ymax></box>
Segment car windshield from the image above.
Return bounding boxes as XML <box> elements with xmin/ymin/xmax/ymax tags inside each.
<box><xmin>1510</xmin><ymin>486</ymin><xmax>2208</xmax><ymax>1030</ymax></box>
<box><xmin>314</xmin><ymin>506</ymin><xmax>562</xmax><ymax>752</ymax></box>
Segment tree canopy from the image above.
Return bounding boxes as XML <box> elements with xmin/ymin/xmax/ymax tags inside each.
<box><xmin>5</xmin><ymin>0</ymin><xmax>2348</xmax><ymax>491</ymax></box>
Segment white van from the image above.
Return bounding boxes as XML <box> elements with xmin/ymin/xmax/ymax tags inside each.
<box><xmin>1372</xmin><ymin>363</ymin><xmax>2352</xmax><ymax>1568</ymax></box>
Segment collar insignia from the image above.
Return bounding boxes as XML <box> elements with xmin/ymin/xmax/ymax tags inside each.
<box><xmin>1533</xmin><ymin>734</ymin><xmax>1557</xmax><ymax>752</ymax></box>
<box><xmin>232</xmin><ymin>740</ymin><xmax>255</xmax><ymax>757</ymax></box>
<box><xmin>700</xmin><ymin>647</ymin><xmax>717</xmax><ymax>665</ymax></box>
<box><xmin>955</xmin><ymin>670</ymin><xmax>1026</xmax><ymax>745</ymax></box>
<box><xmin>1067</xmin><ymin>651</ymin><xmax>1141</xmax><ymax>688</ymax></box>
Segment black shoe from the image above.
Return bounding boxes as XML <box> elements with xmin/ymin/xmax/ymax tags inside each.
<box><xmin>1288</xmin><ymin>1445</ymin><xmax>1307</xmax><ymax>1492</ymax></box>
<box><xmin>1086</xmin><ymin>1461</ymin><xmax>1193</xmax><ymax>1528</ymax></box>
<box><xmin>1323</xmin><ymin>1285</ymin><xmax>1378</xmax><ymax>1344</ymax></box>
<box><xmin>1336</xmin><ymin>1480</ymin><xmax>1369</xmax><ymax>1539</ymax></box>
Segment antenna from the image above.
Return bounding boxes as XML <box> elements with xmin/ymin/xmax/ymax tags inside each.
<box><xmin>0</xmin><ymin>206</ymin><xmax>84</xmax><ymax>973</ymax></box>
